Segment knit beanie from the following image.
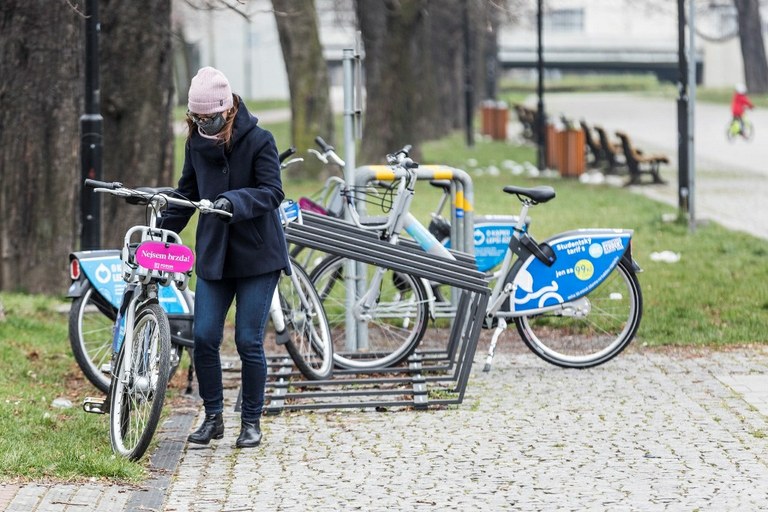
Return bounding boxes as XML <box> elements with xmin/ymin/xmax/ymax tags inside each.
<box><xmin>188</xmin><ymin>67</ymin><xmax>233</xmax><ymax>115</ymax></box>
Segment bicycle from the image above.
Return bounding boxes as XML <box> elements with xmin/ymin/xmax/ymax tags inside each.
<box><xmin>70</xmin><ymin>151</ymin><xmax>332</xmax><ymax>397</ymax></box>
<box><xmin>726</xmin><ymin>114</ymin><xmax>754</xmax><ymax>141</ymax></box>
<box><xmin>81</xmin><ymin>178</ymin><xmax>224</xmax><ymax>460</ymax></box>
<box><xmin>80</xmin><ymin>178</ymin><xmax>332</xmax><ymax>460</ymax></box>
<box><xmin>304</xmin><ymin>144</ymin><xmax>643</xmax><ymax>371</ymax></box>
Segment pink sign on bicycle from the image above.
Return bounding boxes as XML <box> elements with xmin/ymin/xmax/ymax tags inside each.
<box><xmin>135</xmin><ymin>241</ymin><xmax>195</xmax><ymax>273</ymax></box>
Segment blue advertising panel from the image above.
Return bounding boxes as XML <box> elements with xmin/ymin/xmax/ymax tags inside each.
<box><xmin>511</xmin><ymin>230</ymin><xmax>632</xmax><ymax>313</ymax></box>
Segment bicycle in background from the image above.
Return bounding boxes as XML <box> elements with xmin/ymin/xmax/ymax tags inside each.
<box><xmin>303</xmin><ymin>144</ymin><xmax>643</xmax><ymax>371</ymax></box>
<box><xmin>726</xmin><ymin>113</ymin><xmax>754</xmax><ymax>141</ymax></box>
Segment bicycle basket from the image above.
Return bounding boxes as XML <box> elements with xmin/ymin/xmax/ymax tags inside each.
<box><xmin>343</xmin><ymin>181</ymin><xmax>397</xmax><ymax>214</ymax></box>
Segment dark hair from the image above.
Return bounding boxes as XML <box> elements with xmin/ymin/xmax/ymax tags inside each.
<box><xmin>186</xmin><ymin>94</ymin><xmax>239</xmax><ymax>150</ymax></box>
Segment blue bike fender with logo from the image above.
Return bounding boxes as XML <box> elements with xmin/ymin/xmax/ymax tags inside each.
<box><xmin>511</xmin><ymin>230</ymin><xmax>632</xmax><ymax>312</ymax></box>
<box><xmin>70</xmin><ymin>250</ymin><xmax>190</xmax><ymax>313</ymax></box>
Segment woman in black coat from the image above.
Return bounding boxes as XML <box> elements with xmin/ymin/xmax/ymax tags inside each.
<box><xmin>161</xmin><ymin>67</ymin><xmax>290</xmax><ymax>448</ymax></box>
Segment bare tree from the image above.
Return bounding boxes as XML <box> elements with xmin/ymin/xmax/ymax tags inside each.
<box><xmin>733</xmin><ymin>0</ymin><xmax>768</xmax><ymax>93</ymax></box>
<box><xmin>0</xmin><ymin>0</ymin><xmax>175</xmax><ymax>293</ymax></box>
<box><xmin>355</xmin><ymin>0</ymin><xmax>500</xmax><ymax>162</ymax></box>
<box><xmin>99</xmin><ymin>0</ymin><xmax>175</xmax><ymax>249</ymax></box>
<box><xmin>0</xmin><ymin>1</ymin><xmax>83</xmax><ymax>293</ymax></box>
<box><xmin>272</xmin><ymin>0</ymin><xmax>334</xmax><ymax>179</ymax></box>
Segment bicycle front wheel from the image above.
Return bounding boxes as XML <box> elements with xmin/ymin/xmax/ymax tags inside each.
<box><xmin>513</xmin><ymin>259</ymin><xmax>642</xmax><ymax>368</ymax></box>
<box><xmin>68</xmin><ymin>282</ymin><xmax>116</xmax><ymax>393</ymax></box>
<box><xmin>109</xmin><ymin>303</ymin><xmax>171</xmax><ymax>461</ymax></box>
<box><xmin>310</xmin><ymin>255</ymin><xmax>429</xmax><ymax>370</ymax></box>
<box><xmin>280</xmin><ymin>260</ymin><xmax>333</xmax><ymax>380</ymax></box>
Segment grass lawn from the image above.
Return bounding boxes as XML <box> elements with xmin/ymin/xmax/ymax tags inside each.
<box><xmin>1</xmin><ymin>109</ymin><xmax>766</xmax><ymax>482</ymax></box>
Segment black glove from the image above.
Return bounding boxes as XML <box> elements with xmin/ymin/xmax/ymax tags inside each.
<box><xmin>212</xmin><ymin>197</ymin><xmax>233</xmax><ymax>220</ymax></box>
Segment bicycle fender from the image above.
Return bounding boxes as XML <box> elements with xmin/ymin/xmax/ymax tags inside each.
<box><xmin>69</xmin><ymin>250</ymin><xmax>123</xmax><ymax>308</ymax></box>
<box><xmin>509</xmin><ymin>229</ymin><xmax>633</xmax><ymax>313</ymax></box>
<box><xmin>66</xmin><ymin>277</ymin><xmax>90</xmax><ymax>298</ymax></box>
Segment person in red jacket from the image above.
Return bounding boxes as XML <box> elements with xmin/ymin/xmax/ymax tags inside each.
<box><xmin>731</xmin><ymin>83</ymin><xmax>754</xmax><ymax>137</ymax></box>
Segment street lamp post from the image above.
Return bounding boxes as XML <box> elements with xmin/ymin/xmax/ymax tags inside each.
<box><xmin>80</xmin><ymin>0</ymin><xmax>103</xmax><ymax>250</ymax></box>
<box><xmin>536</xmin><ymin>0</ymin><xmax>546</xmax><ymax>170</ymax></box>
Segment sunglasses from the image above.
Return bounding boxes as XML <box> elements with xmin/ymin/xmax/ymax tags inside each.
<box><xmin>187</xmin><ymin>110</ymin><xmax>222</xmax><ymax>123</ymax></box>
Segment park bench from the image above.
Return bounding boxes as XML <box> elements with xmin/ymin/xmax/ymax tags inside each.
<box><xmin>615</xmin><ymin>131</ymin><xmax>668</xmax><ymax>185</ymax></box>
<box><xmin>513</xmin><ymin>103</ymin><xmax>536</xmax><ymax>140</ymax></box>
<box><xmin>593</xmin><ymin>125</ymin><xmax>626</xmax><ymax>174</ymax></box>
<box><xmin>579</xmin><ymin>120</ymin><xmax>603</xmax><ymax>168</ymax></box>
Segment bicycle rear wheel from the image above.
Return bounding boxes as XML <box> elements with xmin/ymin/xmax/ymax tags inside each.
<box><xmin>109</xmin><ymin>303</ymin><xmax>171</xmax><ymax>461</ymax></box>
<box><xmin>68</xmin><ymin>282</ymin><xmax>116</xmax><ymax>393</ymax></box>
<box><xmin>742</xmin><ymin>120</ymin><xmax>754</xmax><ymax>140</ymax></box>
<box><xmin>280</xmin><ymin>260</ymin><xmax>333</xmax><ymax>380</ymax></box>
<box><xmin>513</xmin><ymin>259</ymin><xmax>642</xmax><ymax>368</ymax></box>
<box><xmin>310</xmin><ymin>255</ymin><xmax>429</xmax><ymax>369</ymax></box>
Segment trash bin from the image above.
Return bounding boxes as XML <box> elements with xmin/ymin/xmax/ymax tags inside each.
<box><xmin>560</xmin><ymin>128</ymin><xmax>586</xmax><ymax>177</ymax></box>
<box><xmin>546</xmin><ymin>123</ymin><xmax>563</xmax><ymax>170</ymax></box>
<box><xmin>479</xmin><ymin>100</ymin><xmax>509</xmax><ymax>141</ymax></box>
<box><xmin>480</xmin><ymin>100</ymin><xmax>495</xmax><ymax>137</ymax></box>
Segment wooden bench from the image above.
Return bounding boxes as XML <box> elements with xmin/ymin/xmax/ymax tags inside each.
<box><xmin>593</xmin><ymin>125</ymin><xmax>626</xmax><ymax>174</ymax></box>
<box><xmin>615</xmin><ymin>131</ymin><xmax>668</xmax><ymax>185</ymax></box>
<box><xmin>513</xmin><ymin>103</ymin><xmax>536</xmax><ymax>141</ymax></box>
<box><xmin>579</xmin><ymin>120</ymin><xmax>603</xmax><ymax>168</ymax></box>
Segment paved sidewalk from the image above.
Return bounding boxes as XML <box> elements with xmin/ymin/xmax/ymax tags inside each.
<box><xmin>3</xmin><ymin>343</ymin><xmax>768</xmax><ymax>511</ymax></box>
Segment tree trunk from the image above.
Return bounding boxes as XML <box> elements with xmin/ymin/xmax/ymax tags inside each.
<box><xmin>355</xmin><ymin>0</ymin><xmax>492</xmax><ymax>162</ymax></box>
<box><xmin>100</xmin><ymin>0</ymin><xmax>175</xmax><ymax>249</ymax></box>
<box><xmin>356</xmin><ymin>0</ymin><xmax>427</xmax><ymax>163</ymax></box>
<box><xmin>272</xmin><ymin>0</ymin><xmax>334</xmax><ymax>179</ymax></box>
<box><xmin>0</xmin><ymin>1</ymin><xmax>83</xmax><ymax>293</ymax></box>
<box><xmin>734</xmin><ymin>0</ymin><xmax>768</xmax><ymax>94</ymax></box>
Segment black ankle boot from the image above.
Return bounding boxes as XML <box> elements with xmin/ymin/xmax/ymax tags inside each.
<box><xmin>187</xmin><ymin>413</ymin><xmax>224</xmax><ymax>445</ymax></box>
<box><xmin>235</xmin><ymin>420</ymin><xmax>262</xmax><ymax>448</ymax></box>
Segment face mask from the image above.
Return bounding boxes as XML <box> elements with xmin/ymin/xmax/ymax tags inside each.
<box><xmin>189</xmin><ymin>111</ymin><xmax>226</xmax><ymax>136</ymax></box>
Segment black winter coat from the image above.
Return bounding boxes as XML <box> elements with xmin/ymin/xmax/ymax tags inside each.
<box><xmin>160</xmin><ymin>98</ymin><xmax>290</xmax><ymax>280</ymax></box>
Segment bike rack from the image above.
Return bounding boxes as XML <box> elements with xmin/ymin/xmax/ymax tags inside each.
<box><xmin>354</xmin><ymin>164</ymin><xmax>476</xmax><ymax>255</ymax></box>
<box><xmin>239</xmin><ymin>211</ymin><xmax>489</xmax><ymax>413</ymax></box>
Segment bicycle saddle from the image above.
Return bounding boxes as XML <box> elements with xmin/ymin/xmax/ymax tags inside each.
<box><xmin>502</xmin><ymin>185</ymin><xmax>556</xmax><ymax>204</ymax></box>
<box><xmin>428</xmin><ymin>179</ymin><xmax>452</xmax><ymax>192</ymax></box>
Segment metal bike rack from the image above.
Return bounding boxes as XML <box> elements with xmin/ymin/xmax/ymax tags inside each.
<box><xmin>252</xmin><ymin>211</ymin><xmax>489</xmax><ymax>413</ymax></box>
<box><xmin>354</xmin><ymin>164</ymin><xmax>476</xmax><ymax>255</ymax></box>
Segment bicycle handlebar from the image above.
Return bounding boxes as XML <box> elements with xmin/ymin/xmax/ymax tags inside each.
<box><xmin>311</xmin><ymin>136</ymin><xmax>345</xmax><ymax>166</ymax></box>
<box><xmin>278</xmin><ymin>146</ymin><xmax>296</xmax><ymax>163</ymax></box>
<box><xmin>85</xmin><ymin>179</ymin><xmax>233</xmax><ymax>218</ymax></box>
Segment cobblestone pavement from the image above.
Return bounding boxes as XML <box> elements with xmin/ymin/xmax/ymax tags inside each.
<box><xmin>3</xmin><ymin>343</ymin><xmax>768</xmax><ymax>511</ymax></box>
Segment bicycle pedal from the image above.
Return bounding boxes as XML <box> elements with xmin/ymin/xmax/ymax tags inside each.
<box><xmin>82</xmin><ymin>397</ymin><xmax>107</xmax><ymax>415</ymax></box>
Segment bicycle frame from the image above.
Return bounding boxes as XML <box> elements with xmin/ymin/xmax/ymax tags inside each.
<box><xmin>348</xmin><ymin>167</ymin><xmax>638</xmax><ymax>320</ymax></box>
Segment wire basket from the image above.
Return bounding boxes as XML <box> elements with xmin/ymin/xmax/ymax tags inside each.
<box><xmin>341</xmin><ymin>180</ymin><xmax>398</xmax><ymax>214</ymax></box>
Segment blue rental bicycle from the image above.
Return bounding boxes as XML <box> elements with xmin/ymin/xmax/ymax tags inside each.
<box><xmin>304</xmin><ymin>143</ymin><xmax>643</xmax><ymax>371</ymax></box>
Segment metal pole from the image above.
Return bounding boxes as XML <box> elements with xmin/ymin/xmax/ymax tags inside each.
<box><xmin>463</xmin><ymin>0</ymin><xmax>474</xmax><ymax>147</ymax></box>
<box><xmin>677</xmin><ymin>0</ymin><xmax>690</xmax><ymax>215</ymax></box>
<box><xmin>80</xmin><ymin>0</ymin><xmax>103</xmax><ymax>250</ymax></box>
<box><xmin>342</xmin><ymin>48</ymin><xmax>359</xmax><ymax>351</ymax></box>
<box><xmin>536</xmin><ymin>0</ymin><xmax>546</xmax><ymax>170</ymax></box>
<box><xmin>687</xmin><ymin>0</ymin><xmax>696</xmax><ymax>231</ymax></box>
